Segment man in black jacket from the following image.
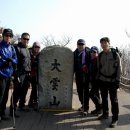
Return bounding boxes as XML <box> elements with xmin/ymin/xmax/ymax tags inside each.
<box><xmin>74</xmin><ymin>39</ymin><xmax>91</xmax><ymax>114</ymax></box>
<box><xmin>10</xmin><ymin>32</ymin><xmax>31</xmax><ymax>116</ymax></box>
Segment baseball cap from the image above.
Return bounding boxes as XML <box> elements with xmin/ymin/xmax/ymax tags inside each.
<box><xmin>2</xmin><ymin>28</ymin><xmax>13</xmax><ymax>37</ymax></box>
<box><xmin>77</xmin><ymin>39</ymin><xmax>85</xmax><ymax>45</ymax></box>
<box><xmin>90</xmin><ymin>46</ymin><xmax>99</xmax><ymax>53</ymax></box>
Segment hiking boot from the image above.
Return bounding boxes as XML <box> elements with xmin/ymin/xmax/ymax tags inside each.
<box><xmin>91</xmin><ymin>109</ymin><xmax>102</xmax><ymax>115</ymax></box>
<box><xmin>109</xmin><ymin>120</ymin><xmax>118</xmax><ymax>128</ymax></box>
<box><xmin>83</xmin><ymin>109</ymin><xmax>88</xmax><ymax>115</ymax></box>
<box><xmin>81</xmin><ymin>111</ymin><xmax>88</xmax><ymax>116</ymax></box>
<box><xmin>9</xmin><ymin>111</ymin><xmax>20</xmax><ymax>118</ymax></box>
<box><xmin>33</xmin><ymin>103</ymin><xmax>38</xmax><ymax>111</ymax></box>
<box><xmin>98</xmin><ymin>114</ymin><xmax>108</xmax><ymax>120</ymax></box>
<box><xmin>78</xmin><ymin>106</ymin><xmax>83</xmax><ymax>111</ymax></box>
<box><xmin>28</xmin><ymin>101</ymin><xmax>34</xmax><ymax>108</ymax></box>
<box><xmin>1</xmin><ymin>115</ymin><xmax>10</xmax><ymax>120</ymax></box>
<box><xmin>84</xmin><ymin>108</ymin><xmax>89</xmax><ymax>113</ymax></box>
<box><xmin>18</xmin><ymin>106</ymin><xmax>30</xmax><ymax>112</ymax></box>
<box><xmin>81</xmin><ymin>108</ymin><xmax>89</xmax><ymax>115</ymax></box>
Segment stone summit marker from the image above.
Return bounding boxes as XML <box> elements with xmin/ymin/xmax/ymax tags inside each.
<box><xmin>38</xmin><ymin>46</ymin><xmax>73</xmax><ymax>110</ymax></box>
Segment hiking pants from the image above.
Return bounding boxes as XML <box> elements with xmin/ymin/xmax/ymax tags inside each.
<box><xmin>10</xmin><ymin>73</ymin><xmax>30</xmax><ymax>111</ymax></box>
<box><xmin>75</xmin><ymin>72</ymin><xmax>89</xmax><ymax>110</ymax></box>
<box><xmin>29</xmin><ymin>76</ymin><xmax>38</xmax><ymax>103</ymax></box>
<box><xmin>99</xmin><ymin>80</ymin><xmax>119</xmax><ymax>121</ymax></box>
<box><xmin>0</xmin><ymin>76</ymin><xmax>10</xmax><ymax>116</ymax></box>
<box><xmin>89</xmin><ymin>80</ymin><xmax>102</xmax><ymax>110</ymax></box>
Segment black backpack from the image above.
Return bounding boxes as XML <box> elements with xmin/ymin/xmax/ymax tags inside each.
<box><xmin>99</xmin><ymin>47</ymin><xmax>121</xmax><ymax>61</ymax></box>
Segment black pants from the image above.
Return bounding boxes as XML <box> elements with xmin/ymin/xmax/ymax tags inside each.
<box><xmin>10</xmin><ymin>73</ymin><xmax>30</xmax><ymax>111</ymax></box>
<box><xmin>0</xmin><ymin>77</ymin><xmax>10</xmax><ymax>116</ymax></box>
<box><xmin>89</xmin><ymin>80</ymin><xmax>101</xmax><ymax>110</ymax></box>
<box><xmin>75</xmin><ymin>72</ymin><xmax>89</xmax><ymax>110</ymax></box>
<box><xmin>99</xmin><ymin>80</ymin><xmax>119</xmax><ymax>121</ymax></box>
<box><xmin>29</xmin><ymin>76</ymin><xmax>38</xmax><ymax>104</ymax></box>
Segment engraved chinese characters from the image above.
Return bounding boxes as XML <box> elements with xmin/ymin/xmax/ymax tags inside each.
<box><xmin>38</xmin><ymin>46</ymin><xmax>73</xmax><ymax>110</ymax></box>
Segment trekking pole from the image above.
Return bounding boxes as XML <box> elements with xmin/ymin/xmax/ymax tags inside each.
<box><xmin>10</xmin><ymin>76</ymin><xmax>16</xmax><ymax>130</ymax></box>
<box><xmin>81</xmin><ymin>72</ymin><xmax>87</xmax><ymax>116</ymax></box>
<box><xmin>79</xmin><ymin>72</ymin><xmax>87</xmax><ymax>130</ymax></box>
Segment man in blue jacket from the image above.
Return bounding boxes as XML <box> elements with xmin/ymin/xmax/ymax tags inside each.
<box><xmin>0</xmin><ymin>28</ymin><xmax>17</xmax><ymax>121</ymax></box>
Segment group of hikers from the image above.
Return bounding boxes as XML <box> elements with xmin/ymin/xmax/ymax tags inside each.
<box><xmin>74</xmin><ymin>38</ymin><xmax>121</xmax><ymax>128</ymax></box>
<box><xmin>0</xmin><ymin>28</ymin><xmax>41</xmax><ymax>120</ymax></box>
<box><xmin>0</xmin><ymin>28</ymin><xmax>122</xmax><ymax>128</ymax></box>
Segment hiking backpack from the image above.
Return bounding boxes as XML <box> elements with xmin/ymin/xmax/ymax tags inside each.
<box><xmin>99</xmin><ymin>47</ymin><xmax>122</xmax><ymax>61</ymax></box>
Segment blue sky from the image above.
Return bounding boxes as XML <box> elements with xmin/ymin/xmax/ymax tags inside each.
<box><xmin>0</xmin><ymin>0</ymin><xmax>130</xmax><ymax>50</ymax></box>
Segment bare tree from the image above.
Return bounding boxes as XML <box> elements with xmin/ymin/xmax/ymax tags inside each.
<box><xmin>0</xmin><ymin>27</ymin><xmax>4</xmax><ymax>34</ymax></box>
<box><xmin>0</xmin><ymin>24</ymin><xmax>21</xmax><ymax>44</ymax></box>
<box><xmin>61</xmin><ymin>35</ymin><xmax>72</xmax><ymax>46</ymax></box>
<box><xmin>125</xmin><ymin>29</ymin><xmax>130</xmax><ymax>38</ymax></box>
<box><xmin>12</xmin><ymin>33</ymin><xmax>21</xmax><ymax>44</ymax></box>
<box><xmin>41</xmin><ymin>34</ymin><xmax>72</xmax><ymax>47</ymax></box>
<box><xmin>120</xmin><ymin>30</ymin><xmax>130</xmax><ymax>88</ymax></box>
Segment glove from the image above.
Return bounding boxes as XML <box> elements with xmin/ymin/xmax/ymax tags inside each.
<box><xmin>5</xmin><ymin>57</ymin><xmax>13</xmax><ymax>67</ymax></box>
<box><xmin>6</xmin><ymin>57</ymin><xmax>13</xmax><ymax>62</ymax></box>
<box><xmin>32</xmin><ymin>61</ymin><xmax>38</xmax><ymax>68</ymax></box>
<box><xmin>13</xmin><ymin>70</ymin><xmax>19</xmax><ymax>78</ymax></box>
<box><xmin>13</xmin><ymin>65</ymin><xmax>17</xmax><ymax>73</ymax></box>
<box><xmin>81</xmin><ymin>65</ymin><xmax>88</xmax><ymax>73</ymax></box>
<box><xmin>3</xmin><ymin>60</ymin><xmax>12</xmax><ymax>68</ymax></box>
<box><xmin>114</xmin><ymin>80</ymin><xmax>120</xmax><ymax>89</ymax></box>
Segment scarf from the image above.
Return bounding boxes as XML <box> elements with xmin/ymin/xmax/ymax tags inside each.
<box><xmin>78</xmin><ymin>49</ymin><xmax>86</xmax><ymax>65</ymax></box>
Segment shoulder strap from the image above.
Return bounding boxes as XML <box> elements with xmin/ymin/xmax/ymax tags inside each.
<box><xmin>14</xmin><ymin>45</ymin><xmax>21</xmax><ymax>54</ymax></box>
<box><xmin>111</xmin><ymin>48</ymin><xmax>117</xmax><ymax>60</ymax></box>
<box><xmin>13</xmin><ymin>45</ymin><xmax>22</xmax><ymax>61</ymax></box>
<box><xmin>98</xmin><ymin>51</ymin><xmax>103</xmax><ymax>61</ymax></box>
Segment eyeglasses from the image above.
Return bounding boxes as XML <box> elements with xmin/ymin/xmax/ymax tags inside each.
<box><xmin>23</xmin><ymin>38</ymin><xmax>30</xmax><ymax>41</ymax></box>
<box><xmin>5</xmin><ymin>35</ymin><xmax>12</xmax><ymax>37</ymax></box>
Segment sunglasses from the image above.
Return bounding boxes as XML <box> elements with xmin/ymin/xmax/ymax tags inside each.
<box><xmin>5</xmin><ymin>35</ymin><xmax>12</xmax><ymax>37</ymax></box>
<box><xmin>23</xmin><ymin>38</ymin><xmax>30</xmax><ymax>41</ymax></box>
<box><xmin>91</xmin><ymin>51</ymin><xmax>97</xmax><ymax>53</ymax></box>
